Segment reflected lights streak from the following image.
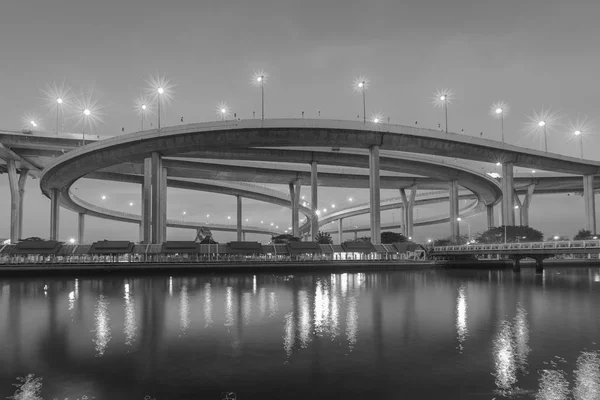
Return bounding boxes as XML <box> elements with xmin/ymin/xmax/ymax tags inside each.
<box><xmin>268</xmin><ymin>292</ymin><xmax>278</xmax><ymax>317</ymax></box>
<box><xmin>346</xmin><ymin>290</ymin><xmax>358</xmax><ymax>351</ymax></box>
<box><xmin>169</xmin><ymin>276</ymin><xmax>173</xmax><ymax>297</ymax></box>
<box><xmin>514</xmin><ymin>305</ymin><xmax>530</xmax><ymax>374</ymax></box>
<box><xmin>298</xmin><ymin>290</ymin><xmax>311</xmax><ymax>348</ymax></box>
<box><xmin>536</xmin><ymin>370</ymin><xmax>570</xmax><ymax>400</ymax></box>
<box><xmin>124</xmin><ymin>283</ymin><xmax>137</xmax><ymax>346</ymax></box>
<box><xmin>573</xmin><ymin>351</ymin><xmax>600</xmax><ymax>400</ymax></box>
<box><xmin>259</xmin><ymin>288</ymin><xmax>267</xmax><ymax>318</ymax></box>
<box><xmin>493</xmin><ymin>320</ymin><xmax>516</xmax><ymax>394</ymax></box>
<box><xmin>204</xmin><ymin>283</ymin><xmax>213</xmax><ymax>327</ymax></box>
<box><xmin>456</xmin><ymin>285</ymin><xmax>468</xmax><ymax>352</ymax></box>
<box><xmin>283</xmin><ymin>311</ymin><xmax>295</xmax><ymax>358</ymax></box>
<box><xmin>225</xmin><ymin>287</ymin><xmax>234</xmax><ymax>327</ymax></box>
<box><xmin>243</xmin><ymin>292</ymin><xmax>252</xmax><ymax>326</ymax></box>
<box><xmin>68</xmin><ymin>291</ymin><xmax>75</xmax><ymax>314</ymax></box>
<box><xmin>93</xmin><ymin>294</ymin><xmax>112</xmax><ymax>356</ymax></box>
<box><xmin>179</xmin><ymin>285</ymin><xmax>190</xmax><ymax>333</ymax></box>
<box><xmin>253</xmin><ymin>275</ymin><xmax>257</xmax><ymax>294</ymax></box>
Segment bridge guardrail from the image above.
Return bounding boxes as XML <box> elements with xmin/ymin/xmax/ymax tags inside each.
<box><xmin>433</xmin><ymin>240</ymin><xmax>600</xmax><ymax>252</ymax></box>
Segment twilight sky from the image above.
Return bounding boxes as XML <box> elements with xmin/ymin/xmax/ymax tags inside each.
<box><xmin>1</xmin><ymin>0</ymin><xmax>600</xmax><ymax>243</ymax></box>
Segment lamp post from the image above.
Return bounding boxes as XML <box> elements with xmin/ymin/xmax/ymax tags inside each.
<box><xmin>574</xmin><ymin>130</ymin><xmax>584</xmax><ymax>158</ymax></box>
<box><xmin>56</xmin><ymin>98</ymin><xmax>63</xmax><ymax>135</ymax></box>
<box><xmin>496</xmin><ymin>107</ymin><xmax>504</xmax><ymax>143</ymax></box>
<box><xmin>538</xmin><ymin>120</ymin><xmax>547</xmax><ymax>152</ymax></box>
<box><xmin>141</xmin><ymin>104</ymin><xmax>147</xmax><ymax>130</ymax></box>
<box><xmin>441</xmin><ymin>95</ymin><xmax>448</xmax><ymax>133</ymax></box>
<box><xmin>433</xmin><ymin>89</ymin><xmax>453</xmax><ymax>133</ymax></box>
<box><xmin>354</xmin><ymin>77</ymin><xmax>369</xmax><ymax>124</ymax></box>
<box><xmin>254</xmin><ymin>74</ymin><xmax>266</xmax><ymax>121</ymax></box>
<box><xmin>82</xmin><ymin>108</ymin><xmax>91</xmax><ymax>145</ymax></box>
<box><xmin>157</xmin><ymin>87</ymin><xmax>164</xmax><ymax>129</ymax></box>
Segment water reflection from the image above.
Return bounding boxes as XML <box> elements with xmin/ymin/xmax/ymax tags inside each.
<box><xmin>179</xmin><ymin>285</ymin><xmax>190</xmax><ymax>334</ymax></box>
<box><xmin>204</xmin><ymin>283</ymin><xmax>213</xmax><ymax>327</ymax></box>
<box><xmin>298</xmin><ymin>290</ymin><xmax>311</xmax><ymax>348</ymax></box>
<box><xmin>573</xmin><ymin>351</ymin><xmax>600</xmax><ymax>399</ymax></box>
<box><xmin>3</xmin><ymin>270</ymin><xmax>600</xmax><ymax>399</ymax></box>
<box><xmin>493</xmin><ymin>320</ymin><xmax>516</xmax><ymax>394</ymax></box>
<box><xmin>225</xmin><ymin>287</ymin><xmax>234</xmax><ymax>327</ymax></box>
<box><xmin>346</xmin><ymin>289</ymin><xmax>358</xmax><ymax>351</ymax></box>
<box><xmin>536</xmin><ymin>369</ymin><xmax>569</xmax><ymax>400</ymax></box>
<box><xmin>455</xmin><ymin>285</ymin><xmax>467</xmax><ymax>352</ymax></box>
<box><xmin>514</xmin><ymin>304</ymin><xmax>530</xmax><ymax>374</ymax></box>
<box><xmin>93</xmin><ymin>294</ymin><xmax>111</xmax><ymax>356</ymax></box>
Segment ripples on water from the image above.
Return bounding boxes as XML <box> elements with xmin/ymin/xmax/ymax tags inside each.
<box><xmin>1</xmin><ymin>268</ymin><xmax>600</xmax><ymax>399</ymax></box>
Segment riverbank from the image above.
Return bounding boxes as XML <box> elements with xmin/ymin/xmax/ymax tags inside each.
<box><xmin>0</xmin><ymin>260</ymin><xmax>434</xmax><ymax>276</ymax></box>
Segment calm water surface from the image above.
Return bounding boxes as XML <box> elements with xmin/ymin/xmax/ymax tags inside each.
<box><xmin>1</xmin><ymin>267</ymin><xmax>600</xmax><ymax>399</ymax></box>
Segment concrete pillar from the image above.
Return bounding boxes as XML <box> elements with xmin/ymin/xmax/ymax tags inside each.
<box><xmin>142</xmin><ymin>158</ymin><xmax>152</xmax><ymax>244</ymax></box>
<box><xmin>289</xmin><ymin>180</ymin><xmax>301</xmax><ymax>238</ymax></box>
<box><xmin>236</xmin><ymin>195</ymin><xmax>243</xmax><ymax>241</ymax></box>
<box><xmin>501</xmin><ymin>163</ymin><xmax>515</xmax><ymax>226</ymax></box>
<box><xmin>449</xmin><ymin>180</ymin><xmax>460</xmax><ymax>241</ymax></box>
<box><xmin>77</xmin><ymin>213</ymin><xmax>85</xmax><ymax>244</ymax></box>
<box><xmin>310</xmin><ymin>161</ymin><xmax>318</xmax><ymax>241</ymax></box>
<box><xmin>17</xmin><ymin>170</ymin><xmax>28</xmax><ymax>239</ymax></box>
<box><xmin>161</xmin><ymin>167</ymin><xmax>168</xmax><ymax>242</ymax></box>
<box><xmin>151</xmin><ymin>152</ymin><xmax>162</xmax><ymax>244</ymax></box>
<box><xmin>6</xmin><ymin>160</ymin><xmax>19</xmax><ymax>243</ymax></box>
<box><xmin>517</xmin><ymin>185</ymin><xmax>535</xmax><ymax>227</ymax></box>
<box><xmin>535</xmin><ymin>258</ymin><xmax>544</xmax><ymax>274</ymax></box>
<box><xmin>369</xmin><ymin>145</ymin><xmax>381</xmax><ymax>244</ymax></box>
<box><xmin>139</xmin><ymin>223</ymin><xmax>143</xmax><ymax>243</ymax></box>
<box><xmin>354</xmin><ymin>231</ymin><xmax>358</xmax><ymax>240</ymax></box>
<box><xmin>338</xmin><ymin>218</ymin><xmax>343</xmax><ymax>244</ymax></box>
<box><xmin>242</xmin><ymin>232</ymin><xmax>246</xmax><ymax>241</ymax></box>
<box><xmin>583</xmin><ymin>175</ymin><xmax>596</xmax><ymax>233</ymax></box>
<box><xmin>50</xmin><ymin>188</ymin><xmax>60</xmax><ymax>241</ymax></box>
<box><xmin>486</xmin><ymin>205</ymin><xmax>495</xmax><ymax>230</ymax></box>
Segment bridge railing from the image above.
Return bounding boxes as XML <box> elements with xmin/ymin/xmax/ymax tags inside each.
<box><xmin>433</xmin><ymin>240</ymin><xmax>600</xmax><ymax>252</ymax></box>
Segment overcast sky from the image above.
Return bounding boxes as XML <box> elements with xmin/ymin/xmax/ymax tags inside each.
<box><xmin>1</xmin><ymin>0</ymin><xmax>599</xmax><ymax>242</ymax></box>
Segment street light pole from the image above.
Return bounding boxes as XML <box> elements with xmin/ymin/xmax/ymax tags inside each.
<box><xmin>362</xmin><ymin>84</ymin><xmax>366</xmax><ymax>124</ymax></box>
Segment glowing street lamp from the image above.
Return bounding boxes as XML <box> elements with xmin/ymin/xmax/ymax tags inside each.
<box><xmin>101</xmin><ymin>195</ymin><xmax>106</xmax><ymax>200</ymax></box>
<box><xmin>216</xmin><ymin>102</ymin><xmax>231</xmax><ymax>121</ymax></box>
<box><xmin>528</xmin><ymin>108</ymin><xmax>559</xmax><ymax>152</ymax></box>
<box><xmin>69</xmin><ymin>237</ymin><xmax>76</xmax><ymax>244</ymax></box>
<box><xmin>538</xmin><ymin>120</ymin><xmax>548</xmax><ymax>152</ymax></box>
<box><xmin>353</xmin><ymin>76</ymin><xmax>369</xmax><ymax>124</ymax></box>
<box><xmin>456</xmin><ymin>217</ymin><xmax>471</xmax><ymax>239</ymax></box>
<box><xmin>491</xmin><ymin>101</ymin><xmax>509</xmax><ymax>143</ymax></box>
<box><xmin>433</xmin><ymin>89</ymin><xmax>454</xmax><ymax>133</ymax></box>
<box><xmin>569</xmin><ymin>116</ymin><xmax>593</xmax><ymax>159</ymax></box>
<box><xmin>147</xmin><ymin>73</ymin><xmax>174</xmax><ymax>130</ymax></box>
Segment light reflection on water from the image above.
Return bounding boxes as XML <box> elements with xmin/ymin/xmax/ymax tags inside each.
<box><xmin>2</xmin><ymin>268</ymin><xmax>600</xmax><ymax>399</ymax></box>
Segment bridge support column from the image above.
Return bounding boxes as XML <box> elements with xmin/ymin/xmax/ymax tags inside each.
<box><xmin>7</xmin><ymin>160</ymin><xmax>20</xmax><ymax>243</ymax></box>
<box><xmin>501</xmin><ymin>162</ymin><xmax>515</xmax><ymax>226</ymax></box>
<box><xmin>289</xmin><ymin>180</ymin><xmax>301</xmax><ymax>238</ymax></box>
<box><xmin>449</xmin><ymin>180</ymin><xmax>460</xmax><ymax>242</ymax></box>
<box><xmin>141</xmin><ymin>158</ymin><xmax>152</xmax><ymax>244</ymax></box>
<box><xmin>516</xmin><ymin>184</ymin><xmax>535</xmax><ymax>227</ymax></box>
<box><xmin>161</xmin><ymin>167</ymin><xmax>168</xmax><ymax>242</ymax></box>
<box><xmin>369</xmin><ymin>145</ymin><xmax>381</xmax><ymax>244</ymax></box>
<box><xmin>535</xmin><ymin>258</ymin><xmax>544</xmax><ymax>274</ymax></box>
<box><xmin>400</xmin><ymin>186</ymin><xmax>417</xmax><ymax>238</ymax></box>
<box><xmin>242</xmin><ymin>232</ymin><xmax>246</xmax><ymax>241</ymax></box>
<box><xmin>236</xmin><ymin>195</ymin><xmax>243</xmax><ymax>241</ymax></box>
<box><xmin>151</xmin><ymin>152</ymin><xmax>163</xmax><ymax>244</ymax></box>
<box><xmin>17</xmin><ymin>170</ymin><xmax>28</xmax><ymax>239</ymax></box>
<box><xmin>486</xmin><ymin>205</ymin><xmax>495</xmax><ymax>230</ymax></box>
<box><xmin>77</xmin><ymin>213</ymin><xmax>85</xmax><ymax>244</ymax></box>
<box><xmin>338</xmin><ymin>218</ymin><xmax>343</xmax><ymax>244</ymax></box>
<box><xmin>50</xmin><ymin>188</ymin><xmax>60</xmax><ymax>241</ymax></box>
<box><xmin>310</xmin><ymin>161</ymin><xmax>319</xmax><ymax>241</ymax></box>
<box><xmin>512</xmin><ymin>258</ymin><xmax>521</xmax><ymax>273</ymax></box>
<box><xmin>583</xmin><ymin>175</ymin><xmax>596</xmax><ymax>234</ymax></box>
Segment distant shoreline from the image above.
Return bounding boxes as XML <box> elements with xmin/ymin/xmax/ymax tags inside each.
<box><xmin>0</xmin><ymin>260</ymin><xmax>434</xmax><ymax>276</ymax></box>
<box><xmin>436</xmin><ymin>259</ymin><xmax>600</xmax><ymax>268</ymax></box>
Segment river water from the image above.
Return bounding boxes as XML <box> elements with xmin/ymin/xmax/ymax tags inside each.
<box><xmin>1</xmin><ymin>267</ymin><xmax>600</xmax><ymax>399</ymax></box>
